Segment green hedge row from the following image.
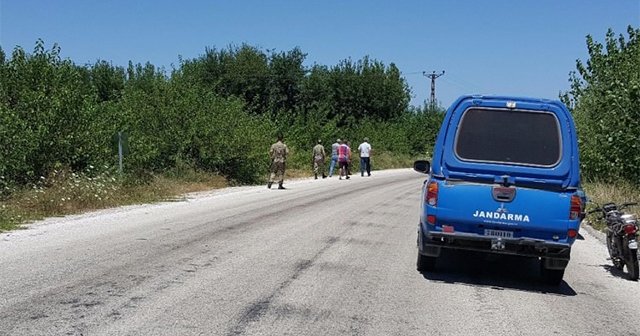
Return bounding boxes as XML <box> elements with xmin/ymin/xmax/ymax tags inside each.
<box><xmin>0</xmin><ymin>40</ymin><xmax>444</xmax><ymax>194</ymax></box>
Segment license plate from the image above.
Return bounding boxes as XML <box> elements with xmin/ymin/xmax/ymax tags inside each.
<box><xmin>484</xmin><ymin>229</ymin><xmax>513</xmax><ymax>238</ymax></box>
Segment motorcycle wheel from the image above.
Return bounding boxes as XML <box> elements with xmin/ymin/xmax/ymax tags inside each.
<box><xmin>625</xmin><ymin>248</ymin><xmax>639</xmax><ymax>281</ymax></box>
<box><xmin>606</xmin><ymin>232</ymin><xmax>624</xmax><ymax>270</ymax></box>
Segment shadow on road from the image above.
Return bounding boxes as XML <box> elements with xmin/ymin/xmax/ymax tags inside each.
<box><xmin>419</xmin><ymin>249</ymin><xmax>577</xmax><ymax>296</ymax></box>
<box><xmin>601</xmin><ymin>264</ymin><xmax>635</xmax><ymax>281</ymax></box>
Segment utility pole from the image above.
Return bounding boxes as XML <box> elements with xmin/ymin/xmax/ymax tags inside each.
<box><xmin>423</xmin><ymin>70</ymin><xmax>445</xmax><ymax>109</ymax></box>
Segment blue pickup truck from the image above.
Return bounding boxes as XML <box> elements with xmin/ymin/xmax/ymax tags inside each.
<box><xmin>414</xmin><ymin>95</ymin><xmax>585</xmax><ymax>285</ymax></box>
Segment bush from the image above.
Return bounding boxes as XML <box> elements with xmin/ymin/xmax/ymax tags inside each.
<box><xmin>562</xmin><ymin>26</ymin><xmax>640</xmax><ymax>184</ymax></box>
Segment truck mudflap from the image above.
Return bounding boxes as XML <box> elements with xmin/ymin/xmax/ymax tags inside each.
<box><xmin>423</xmin><ymin>230</ymin><xmax>571</xmax><ymax>260</ymax></box>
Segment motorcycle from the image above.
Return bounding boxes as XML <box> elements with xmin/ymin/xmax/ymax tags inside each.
<box><xmin>589</xmin><ymin>202</ymin><xmax>639</xmax><ymax>280</ymax></box>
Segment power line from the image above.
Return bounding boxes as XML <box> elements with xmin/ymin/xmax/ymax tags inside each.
<box><xmin>444</xmin><ymin>72</ymin><xmax>486</xmax><ymax>93</ymax></box>
<box><xmin>401</xmin><ymin>71</ymin><xmax>424</xmax><ymax>75</ymax></box>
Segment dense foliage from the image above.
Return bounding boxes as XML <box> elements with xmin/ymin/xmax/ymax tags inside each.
<box><xmin>0</xmin><ymin>40</ymin><xmax>444</xmax><ymax>193</ymax></box>
<box><xmin>4</xmin><ymin>25</ymin><xmax>635</xmax><ymax>196</ymax></box>
<box><xmin>561</xmin><ymin>26</ymin><xmax>640</xmax><ymax>184</ymax></box>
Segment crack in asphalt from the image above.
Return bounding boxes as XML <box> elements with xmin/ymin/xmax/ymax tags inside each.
<box><xmin>226</xmin><ymin>236</ymin><xmax>341</xmax><ymax>336</ymax></box>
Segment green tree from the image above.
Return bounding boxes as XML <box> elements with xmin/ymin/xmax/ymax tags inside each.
<box><xmin>89</xmin><ymin>60</ymin><xmax>126</xmax><ymax>103</ymax></box>
<box><xmin>302</xmin><ymin>57</ymin><xmax>410</xmax><ymax>127</ymax></box>
<box><xmin>266</xmin><ymin>48</ymin><xmax>307</xmax><ymax>118</ymax></box>
<box><xmin>0</xmin><ymin>40</ymin><xmax>100</xmax><ymax>183</ymax></box>
<box><xmin>180</xmin><ymin>44</ymin><xmax>271</xmax><ymax>115</ymax></box>
<box><xmin>562</xmin><ymin>26</ymin><xmax>640</xmax><ymax>184</ymax></box>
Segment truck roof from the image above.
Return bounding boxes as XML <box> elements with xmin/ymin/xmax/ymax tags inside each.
<box><xmin>431</xmin><ymin>95</ymin><xmax>581</xmax><ymax>189</ymax></box>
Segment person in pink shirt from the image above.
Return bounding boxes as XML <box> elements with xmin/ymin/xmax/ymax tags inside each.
<box><xmin>337</xmin><ymin>140</ymin><xmax>351</xmax><ymax>180</ymax></box>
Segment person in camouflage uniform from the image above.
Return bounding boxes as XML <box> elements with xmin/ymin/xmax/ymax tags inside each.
<box><xmin>312</xmin><ymin>139</ymin><xmax>326</xmax><ymax>179</ymax></box>
<box><xmin>268</xmin><ymin>134</ymin><xmax>289</xmax><ymax>189</ymax></box>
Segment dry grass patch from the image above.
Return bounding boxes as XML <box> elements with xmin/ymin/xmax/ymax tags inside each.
<box><xmin>583</xmin><ymin>181</ymin><xmax>640</xmax><ymax>231</ymax></box>
<box><xmin>0</xmin><ymin>169</ymin><xmax>228</xmax><ymax>232</ymax></box>
<box><xmin>285</xmin><ymin>169</ymin><xmax>313</xmax><ymax>179</ymax></box>
<box><xmin>370</xmin><ymin>151</ymin><xmax>415</xmax><ymax>169</ymax></box>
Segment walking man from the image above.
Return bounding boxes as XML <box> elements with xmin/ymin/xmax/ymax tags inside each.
<box><xmin>312</xmin><ymin>139</ymin><xmax>327</xmax><ymax>179</ymax></box>
<box><xmin>358</xmin><ymin>137</ymin><xmax>372</xmax><ymax>177</ymax></box>
<box><xmin>268</xmin><ymin>133</ymin><xmax>289</xmax><ymax>189</ymax></box>
<box><xmin>328</xmin><ymin>138</ymin><xmax>340</xmax><ymax>177</ymax></box>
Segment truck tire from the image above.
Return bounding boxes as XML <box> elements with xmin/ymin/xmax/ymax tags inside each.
<box><xmin>540</xmin><ymin>259</ymin><xmax>565</xmax><ymax>285</ymax></box>
<box><xmin>417</xmin><ymin>252</ymin><xmax>436</xmax><ymax>273</ymax></box>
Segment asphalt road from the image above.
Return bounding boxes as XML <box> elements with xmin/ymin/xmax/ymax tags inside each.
<box><xmin>1</xmin><ymin>169</ymin><xmax>638</xmax><ymax>336</ymax></box>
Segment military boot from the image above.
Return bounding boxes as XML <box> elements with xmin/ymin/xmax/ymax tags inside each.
<box><xmin>315</xmin><ymin>173</ymin><xmax>318</xmax><ymax>180</ymax></box>
<box><xmin>267</xmin><ymin>182</ymin><xmax>272</xmax><ymax>189</ymax></box>
<box><xmin>278</xmin><ymin>182</ymin><xmax>286</xmax><ymax>190</ymax></box>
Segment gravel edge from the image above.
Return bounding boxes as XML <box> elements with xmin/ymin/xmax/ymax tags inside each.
<box><xmin>581</xmin><ymin>219</ymin><xmax>606</xmax><ymax>245</ymax></box>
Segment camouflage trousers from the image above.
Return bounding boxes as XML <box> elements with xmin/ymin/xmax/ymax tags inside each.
<box><xmin>313</xmin><ymin>158</ymin><xmax>325</xmax><ymax>176</ymax></box>
<box><xmin>269</xmin><ymin>161</ymin><xmax>286</xmax><ymax>184</ymax></box>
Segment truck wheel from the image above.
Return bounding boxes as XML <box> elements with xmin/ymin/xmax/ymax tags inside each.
<box><xmin>417</xmin><ymin>252</ymin><xmax>436</xmax><ymax>273</ymax></box>
<box><xmin>540</xmin><ymin>259</ymin><xmax>565</xmax><ymax>286</ymax></box>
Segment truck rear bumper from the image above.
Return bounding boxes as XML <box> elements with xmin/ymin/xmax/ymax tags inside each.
<box><xmin>419</xmin><ymin>229</ymin><xmax>571</xmax><ymax>261</ymax></box>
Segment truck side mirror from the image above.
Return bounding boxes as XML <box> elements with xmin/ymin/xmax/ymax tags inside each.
<box><xmin>413</xmin><ymin>160</ymin><xmax>431</xmax><ymax>174</ymax></box>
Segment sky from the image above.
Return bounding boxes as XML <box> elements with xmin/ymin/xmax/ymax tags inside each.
<box><xmin>1</xmin><ymin>0</ymin><xmax>639</xmax><ymax>107</ymax></box>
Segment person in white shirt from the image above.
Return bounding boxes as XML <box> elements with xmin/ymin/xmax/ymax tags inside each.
<box><xmin>357</xmin><ymin>137</ymin><xmax>372</xmax><ymax>177</ymax></box>
<box><xmin>328</xmin><ymin>139</ymin><xmax>340</xmax><ymax>177</ymax></box>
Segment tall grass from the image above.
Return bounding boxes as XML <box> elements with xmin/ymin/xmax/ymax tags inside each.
<box><xmin>0</xmin><ymin>167</ymin><xmax>227</xmax><ymax>232</ymax></box>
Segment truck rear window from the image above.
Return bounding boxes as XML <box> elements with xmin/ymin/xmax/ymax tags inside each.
<box><xmin>455</xmin><ymin>108</ymin><xmax>561</xmax><ymax>166</ymax></box>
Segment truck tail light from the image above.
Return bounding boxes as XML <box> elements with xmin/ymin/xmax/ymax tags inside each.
<box><xmin>569</xmin><ymin>195</ymin><xmax>582</xmax><ymax>220</ymax></box>
<box><xmin>427</xmin><ymin>215</ymin><xmax>436</xmax><ymax>225</ymax></box>
<box><xmin>624</xmin><ymin>224</ymin><xmax>638</xmax><ymax>235</ymax></box>
<box><xmin>426</xmin><ymin>181</ymin><xmax>438</xmax><ymax>206</ymax></box>
<box><xmin>567</xmin><ymin>229</ymin><xmax>578</xmax><ymax>239</ymax></box>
